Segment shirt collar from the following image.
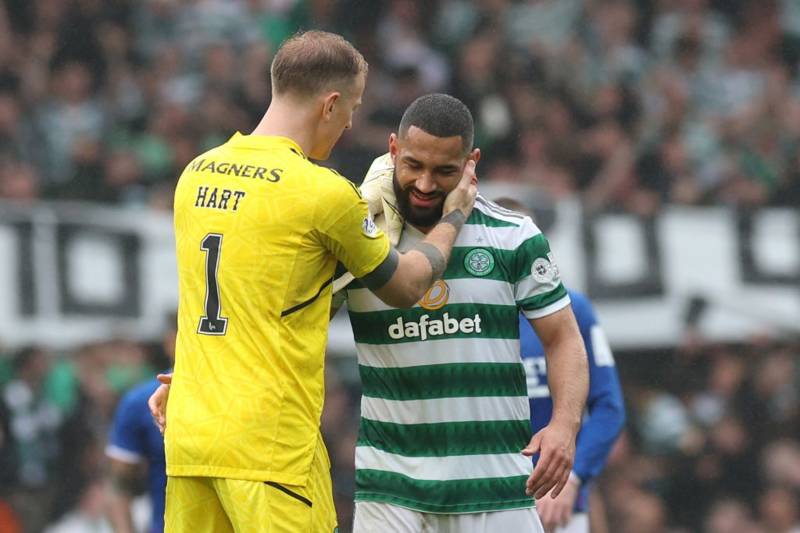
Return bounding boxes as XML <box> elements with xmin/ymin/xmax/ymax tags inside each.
<box><xmin>226</xmin><ymin>132</ymin><xmax>306</xmax><ymax>158</ymax></box>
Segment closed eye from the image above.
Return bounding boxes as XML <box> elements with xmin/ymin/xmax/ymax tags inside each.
<box><xmin>436</xmin><ymin>167</ymin><xmax>459</xmax><ymax>176</ymax></box>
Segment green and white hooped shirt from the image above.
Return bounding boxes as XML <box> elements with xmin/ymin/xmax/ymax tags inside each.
<box><xmin>345</xmin><ymin>195</ymin><xmax>570</xmax><ymax>514</ymax></box>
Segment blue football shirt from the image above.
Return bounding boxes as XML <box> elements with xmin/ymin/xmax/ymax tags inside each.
<box><xmin>106</xmin><ymin>378</ymin><xmax>166</xmax><ymax>533</ymax></box>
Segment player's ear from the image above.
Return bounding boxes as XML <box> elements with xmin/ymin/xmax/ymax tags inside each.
<box><xmin>389</xmin><ymin>133</ymin><xmax>399</xmax><ymax>162</ymax></box>
<box><xmin>469</xmin><ymin>148</ymin><xmax>481</xmax><ymax>164</ymax></box>
<box><xmin>322</xmin><ymin>92</ymin><xmax>340</xmax><ymax>121</ymax></box>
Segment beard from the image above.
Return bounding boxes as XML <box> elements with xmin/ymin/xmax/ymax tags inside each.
<box><xmin>392</xmin><ymin>170</ymin><xmax>446</xmax><ymax>228</ymax></box>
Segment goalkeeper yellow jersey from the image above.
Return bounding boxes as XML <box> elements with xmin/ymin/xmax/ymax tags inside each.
<box><xmin>166</xmin><ymin>132</ymin><xmax>390</xmax><ymax>486</ymax></box>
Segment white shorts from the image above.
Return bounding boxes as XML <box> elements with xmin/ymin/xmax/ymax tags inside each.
<box><xmin>354</xmin><ymin>501</ymin><xmax>544</xmax><ymax>533</ymax></box>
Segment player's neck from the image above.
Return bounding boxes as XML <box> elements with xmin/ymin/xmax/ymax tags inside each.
<box><xmin>251</xmin><ymin>100</ymin><xmax>315</xmax><ymax>156</ymax></box>
<box><xmin>411</xmin><ymin>223</ymin><xmax>434</xmax><ymax>234</ymax></box>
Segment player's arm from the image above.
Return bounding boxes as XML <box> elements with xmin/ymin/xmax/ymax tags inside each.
<box><xmin>365</xmin><ymin>161</ymin><xmax>476</xmax><ymax>307</ymax></box>
<box><xmin>538</xmin><ymin>344</ymin><xmax>622</xmax><ymax>531</ymax></box>
<box><xmin>537</xmin><ymin>293</ymin><xmax>623</xmax><ymax>530</ymax></box>
<box><xmin>511</xmin><ymin>223</ymin><xmax>588</xmax><ymax>500</ymax></box>
<box><xmin>366</xmin><ymin>211</ymin><xmax>465</xmax><ymax>307</ymax></box>
<box><xmin>523</xmin><ymin>305</ymin><xmax>588</xmax><ymax>499</ymax></box>
<box><xmin>106</xmin><ymin>458</ymin><xmax>140</xmax><ymax>533</ymax></box>
<box><xmin>330</xmin><ymin>263</ymin><xmax>350</xmax><ymax>319</ymax></box>
<box><xmin>106</xmin><ymin>393</ymin><xmax>146</xmax><ymax>533</ymax></box>
<box><xmin>570</xmin><ymin>294</ymin><xmax>625</xmax><ymax>484</ymax></box>
<box><xmin>322</xmin><ymin>161</ymin><xmax>477</xmax><ymax>308</ymax></box>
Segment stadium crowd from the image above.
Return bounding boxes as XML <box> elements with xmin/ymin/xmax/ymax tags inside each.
<box><xmin>0</xmin><ymin>0</ymin><xmax>799</xmax><ymax>531</ymax></box>
<box><xmin>1</xmin><ymin>0</ymin><xmax>800</xmax><ymax>210</ymax></box>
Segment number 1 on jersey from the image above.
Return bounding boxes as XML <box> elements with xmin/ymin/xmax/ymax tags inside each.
<box><xmin>198</xmin><ymin>233</ymin><xmax>228</xmax><ymax>335</ymax></box>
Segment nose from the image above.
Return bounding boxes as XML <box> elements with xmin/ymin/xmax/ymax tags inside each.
<box><xmin>415</xmin><ymin>172</ymin><xmax>436</xmax><ymax>193</ymax></box>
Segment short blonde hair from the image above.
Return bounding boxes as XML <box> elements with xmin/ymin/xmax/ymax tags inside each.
<box><xmin>271</xmin><ymin>30</ymin><xmax>368</xmax><ymax>97</ymax></box>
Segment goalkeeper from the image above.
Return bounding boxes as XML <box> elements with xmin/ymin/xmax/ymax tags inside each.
<box><xmin>157</xmin><ymin>32</ymin><xmax>476</xmax><ymax>533</ymax></box>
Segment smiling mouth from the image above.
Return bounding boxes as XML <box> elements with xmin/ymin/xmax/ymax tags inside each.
<box><xmin>410</xmin><ymin>190</ymin><xmax>442</xmax><ymax>207</ymax></box>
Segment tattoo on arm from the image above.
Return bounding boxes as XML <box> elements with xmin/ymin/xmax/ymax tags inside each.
<box><xmin>411</xmin><ymin>211</ymin><xmax>464</xmax><ymax>281</ymax></box>
<box><xmin>414</xmin><ymin>242</ymin><xmax>447</xmax><ymax>281</ymax></box>
<box><xmin>438</xmin><ymin>210</ymin><xmax>466</xmax><ymax>232</ymax></box>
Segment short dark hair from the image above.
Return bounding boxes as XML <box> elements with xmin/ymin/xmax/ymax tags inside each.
<box><xmin>271</xmin><ymin>30</ymin><xmax>368</xmax><ymax>97</ymax></box>
<box><xmin>399</xmin><ymin>94</ymin><xmax>474</xmax><ymax>153</ymax></box>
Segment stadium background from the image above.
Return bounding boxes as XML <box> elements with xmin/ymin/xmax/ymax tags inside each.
<box><xmin>0</xmin><ymin>0</ymin><xmax>799</xmax><ymax>531</ymax></box>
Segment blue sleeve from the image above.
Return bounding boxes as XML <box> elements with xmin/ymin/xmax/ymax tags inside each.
<box><xmin>107</xmin><ymin>389</ymin><xmax>147</xmax><ymax>462</ymax></box>
<box><xmin>569</xmin><ymin>292</ymin><xmax>626</xmax><ymax>485</ymax></box>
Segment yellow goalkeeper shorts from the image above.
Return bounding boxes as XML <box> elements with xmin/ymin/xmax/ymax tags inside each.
<box><xmin>165</xmin><ymin>434</ymin><xmax>337</xmax><ymax>532</ymax></box>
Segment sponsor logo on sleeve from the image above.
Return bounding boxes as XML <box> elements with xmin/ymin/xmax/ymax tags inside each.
<box><xmin>531</xmin><ymin>253</ymin><xmax>559</xmax><ymax>283</ymax></box>
<box><xmin>362</xmin><ymin>215</ymin><xmax>380</xmax><ymax>239</ymax></box>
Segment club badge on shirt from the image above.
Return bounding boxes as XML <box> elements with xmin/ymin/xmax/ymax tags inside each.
<box><xmin>464</xmin><ymin>248</ymin><xmax>495</xmax><ymax>277</ymax></box>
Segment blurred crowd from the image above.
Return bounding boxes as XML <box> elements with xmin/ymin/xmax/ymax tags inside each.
<box><xmin>1</xmin><ymin>0</ymin><xmax>799</xmax><ymax>211</ymax></box>
<box><xmin>0</xmin><ymin>339</ymin><xmax>165</xmax><ymax>532</ymax></box>
<box><xmin>0</xmin><ymin>331</ymin><xmax>798</xmax><ymax>532</ymax></box>
<box><xmin>602</xmin><ymin>338</ymin><xmax>800</xmax><ymax>533</ymax></box>
<box><xmin>1</xmin><ymin>0</ymin><xmax>800</xmax><ymax>532</ymax></box>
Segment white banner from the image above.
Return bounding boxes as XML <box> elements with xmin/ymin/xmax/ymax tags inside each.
<box><xmin>545</xmin><ymin>203</ymin><xmax>800</xmax><ymax>348</ymax></box>
<box><xmin>0</xmin><ymin>201</ymin><xmax>178</xmax><ymax>349</ymax></box>
<box><xmin>0</xmin><ymin>199</ymin><xmax>798</xmax><ymax>350</ymax></box>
